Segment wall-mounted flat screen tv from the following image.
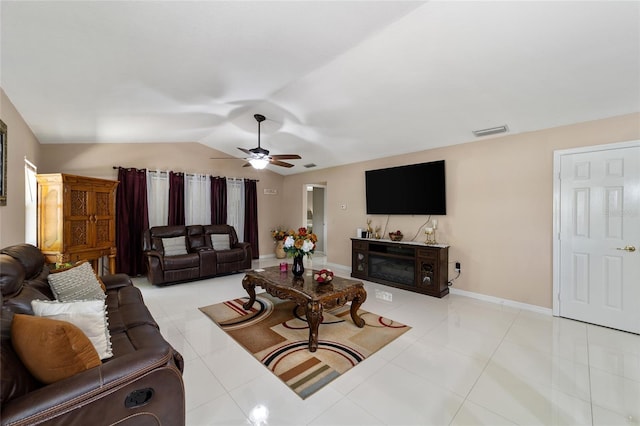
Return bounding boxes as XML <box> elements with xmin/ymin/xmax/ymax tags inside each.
<box><xmin>365</xmin><ymin>160</ymin><xmax>446</xmax><ymax>215</ymax></box>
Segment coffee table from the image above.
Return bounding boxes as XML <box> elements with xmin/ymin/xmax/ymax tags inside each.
<box><xmin>242</xmin><ymin>266</ymin><xmax>367</xmax><ymax>352</ymax></box>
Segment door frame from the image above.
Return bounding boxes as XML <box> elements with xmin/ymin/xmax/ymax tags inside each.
<box><xmin>301</xmin><ymin>183</ymin><xmax>327</xmax><ymax>255</ymax></box>
<box><xmin>552</xmin><ymin>139</ymin><xmax>640</xmax><ymax>317</ymax></box>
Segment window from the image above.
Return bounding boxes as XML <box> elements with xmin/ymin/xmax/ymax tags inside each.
<box><xmin>25</xmin><ymin>158</ymin><xmax>37</xmax><ymax>245</ymax></box>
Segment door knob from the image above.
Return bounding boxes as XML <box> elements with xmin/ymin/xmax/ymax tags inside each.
<box><xmin>616</xmin><ymin>245</ymin><xmax>636</xmax><ymax>252</ymax></box>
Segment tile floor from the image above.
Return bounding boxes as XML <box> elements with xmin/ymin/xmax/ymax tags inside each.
<box><xmin>134</xmin><ymin>256</ymin><xmax>640</xmax><ymax>426</ymax></box>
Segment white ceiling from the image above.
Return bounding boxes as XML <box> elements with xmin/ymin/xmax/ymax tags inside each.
<box><xmin>2</xmin><ymin>1</ymin><xmax>639</xmax><ymax>175</ymax></box>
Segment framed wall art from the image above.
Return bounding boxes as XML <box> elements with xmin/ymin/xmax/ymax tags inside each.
<box><xmin>0</xmin><ymin>119</ymin><xmax>6</xmax><ymax>206</ymax></box>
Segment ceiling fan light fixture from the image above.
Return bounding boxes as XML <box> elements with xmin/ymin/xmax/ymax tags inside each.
<box><xmin>249</xmin><ymin>158</ymin><xmax>269</xmax><ymax>169</ymax></box>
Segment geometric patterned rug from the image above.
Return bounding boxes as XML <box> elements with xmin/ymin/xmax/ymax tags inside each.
<box><xmin>199</xmin><ymin>292</ymin><xmax>411</xmax><ymax>399</ymax></box>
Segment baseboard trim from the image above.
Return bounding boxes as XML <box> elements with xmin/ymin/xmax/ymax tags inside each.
<box><xmin>273</xmin><ymin>262</ymin><xmax>552</xmax><ymax>316</ymax></box>
<box><xmin>449</xmin><ymin>287</ymin><xmax>552</xmax><ymax>315</ymax></box>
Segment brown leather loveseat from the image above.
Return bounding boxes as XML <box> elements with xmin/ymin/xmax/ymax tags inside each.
<box><xmin>142</xmin><ymin>224</ymin><xmax>252</xmax><ymax>286</ymax></box>
<box><xmin>0</xmin><ymin>244</ymin><xmax>185</xmax><ymax>426</ymax></box>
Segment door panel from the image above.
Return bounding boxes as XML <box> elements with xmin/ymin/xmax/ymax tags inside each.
<box><xmin>558</xmin><ymin>145</ymin><xmax>639</xmax><ymax>334</ymax></box>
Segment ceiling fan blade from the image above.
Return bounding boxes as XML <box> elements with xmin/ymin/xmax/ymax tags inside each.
<box><xmin>269</xmin><ymin>159</ymin><xmax>295</xmax><ymax>168</ymax></box>
<box><xmin>237</xmin><ymin>147</ymin><xmax>253</xmax><ymax>155</ymax></box>
<box><xmin>242</xmin><ymin>163</ymin><xmax>252</xmax><ymax>168</ymax></box>
<box><xmin>270</xmin><ymin>154</ymin><xmax>301</xmax><ymax>160</ymax></box>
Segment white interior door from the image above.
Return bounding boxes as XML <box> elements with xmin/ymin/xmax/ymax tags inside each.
<box><xmin>554</xmin><ymin>142</ymin><xmax>640</xmax><ymax>334</ymax></box>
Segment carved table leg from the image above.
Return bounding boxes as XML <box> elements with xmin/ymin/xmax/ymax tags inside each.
<box><xmin>242</xmin><ymin>276</ymin><xmax>256</xmax><ymax>310</ymax></box>
<box><xmin>306</xmin><ymin>301</ymin><xmax>322</xmax><ymax>352</ymax></box>
<box><xmin>350</xmin><ymin>288</ymin><xmax>367</xmax><ymax>328</ymax></box>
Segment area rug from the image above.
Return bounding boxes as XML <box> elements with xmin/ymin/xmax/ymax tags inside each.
<box><xmin>199</xmin><ymin>293</ymin><xmax>410</xmax><ymax>399</ymax></box>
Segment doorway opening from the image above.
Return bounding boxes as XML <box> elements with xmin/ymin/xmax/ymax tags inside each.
<box><xmin>302</xmin><ymin>183</ymin><xmax>327</xmax><ymax>255</ymax></box>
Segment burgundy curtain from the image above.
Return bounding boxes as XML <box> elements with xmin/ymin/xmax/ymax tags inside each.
<box><xmin>244</xmin><ymin>179</ymin><xmax>259</xmax><ymax>258</ymax></box>
<box><xmin>210</xmin><ymin>176</ymin><xmax>227</xmax><ymax>225</ymax></box>
<box><xmin>168</xmin><ymin>172</ymin><xmax>185</xmax><ymax>226</ymax></box>
<box><xmin>115</xmin><ymin>167</ymin><xmax>149</xmax><ymax>276</ymax></box>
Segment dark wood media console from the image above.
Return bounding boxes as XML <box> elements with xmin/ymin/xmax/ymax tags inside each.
<box><xmin>351</xmin><ymin>238</ymin><xmax>449</xmax><ymax>298</ymax></box>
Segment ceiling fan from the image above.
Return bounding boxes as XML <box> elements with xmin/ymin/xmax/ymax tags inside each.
<box><xmin>212</xmin><ymin>114</ymin><xmax>301</xmax><ymax>169</ymax></box>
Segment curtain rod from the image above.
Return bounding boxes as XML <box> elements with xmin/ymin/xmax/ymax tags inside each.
<box><xmin>112</xmin><ymin>167</ymin><xmax>258</xmax><ymax>182</ymax></box>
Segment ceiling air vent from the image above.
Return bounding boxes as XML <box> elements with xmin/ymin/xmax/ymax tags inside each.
<box><xmin>472</xmin><ymin>125</ymin><xmax>509</xmax><ymax>137</ymax></box>
<box><xmin>304</xmin><ymin>163</ymin><xmax>317</xmax><ymax>168</ymax></box>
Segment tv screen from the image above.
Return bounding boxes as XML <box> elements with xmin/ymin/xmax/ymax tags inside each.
<box><xmin>365</xmin><ymin>160</ymin><xmax>446</xmax><ymax>215</ymax></box>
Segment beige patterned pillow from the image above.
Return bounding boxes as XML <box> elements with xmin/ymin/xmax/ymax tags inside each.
<box><xmin>210</xmin><ymin>234</ymin><xmax>231</xmax><ymax>250</ymax></box>
<box><xmin>47</xmin><ymin>261</ymin><xmax>106</xmax><ymax>302</ymax></box>
<box><xmin>31</xmin><ymin>299</ymin><xmax>113</xmax><ymax>360</ymax></box>
<box><xmin>162</xmin><ymin>236</ymin><xmax>188</xmax><ymax>256</ymax></box>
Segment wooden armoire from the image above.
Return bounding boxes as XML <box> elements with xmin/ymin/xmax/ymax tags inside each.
<box><xmin>37</xmin><ymin>174</ymin><xmax>119</xmax><ymax>274</ymax></box>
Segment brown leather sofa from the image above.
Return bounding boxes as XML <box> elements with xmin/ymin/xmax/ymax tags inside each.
<box><xmin>143</xmin><ymin>224</ymin><xmax>252</xmax><ymax>286</ymax></box>
<box><xmin>0</xmin><ymin>244</ymin><xmax>185</xmax><ymax>426</ymax></box>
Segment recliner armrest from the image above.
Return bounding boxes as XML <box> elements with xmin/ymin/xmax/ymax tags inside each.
<box><xmin>144</xmin><ymin>250</ymin><xmax>165</xmax><ymax>269</ymax></box>
<box><xmin>100</xmin><ymin>273</ymin><xmax>132</xmax><ymax>291</ymax></box>
<box><xmin>1</xmin><ymin>345</ymin><xmax>184</xmax><ymax>426</ymax></box>
<box><xmin>234</xmin><ymin>241</ymin><xmax>252</xmax><ymax>257</ymax></box>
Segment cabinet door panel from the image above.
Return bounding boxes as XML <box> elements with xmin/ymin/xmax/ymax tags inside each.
<box><xmin>68</xmin><ymin>187</ymin><xmax>91</xmax><ymax>216</ymax></box>
<box><xmin>352</xmin><ymin>251</ymin><xmax>367</xmax><ymax>277</ymax></box>
<box><xmin>94</xmin><ymin>219</ymin><xmax>114</xmax><ymax>247</ymax></box>
<box><xmin>66</xmin><ymin>219</ymin><xmax>90</xmax><ymax>249</ymax></box>
<box><xmin>418</xmin><ymin>259</ymin><xmax>439</xmax><ymax>293</ymax></box>
<box><xmin>94</xmin><ymin>190</ymin><xmax>114</xmax><ymax>216</ymax></box>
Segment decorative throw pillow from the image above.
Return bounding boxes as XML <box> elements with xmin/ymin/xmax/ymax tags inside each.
<box><xmin>48</xmin><ymin>261</ymin><xmax>106</xmax><ymax>302</ymax></box>
<box><xmin>11</xmin><ymin>314</ymin><xmax>101</xmax><ymax>384</ymax></box>
<box><xmin>162</xmin><ymin>236</ymin><xmax>188</xmax><ymax>256</ymax></box>
<box><xmin>31</xmin><ymin>299</ymin><xmax>113</xmax><ymax>360</ymax></box>
<box><xmin>210</xmin><ymin>234</ymin><xmax>231</xmax><ymax>251</ymax></box>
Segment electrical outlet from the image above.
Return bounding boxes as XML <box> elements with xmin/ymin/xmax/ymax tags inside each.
<box><xmin>375</xmin><ymin>289</ymin><xmax>393</xmax><ymax>302</ymax></box>
<box><xmin>455</xmin><ymin>262</ymin><xmax>461</xmax><ymax>272</ymax></box>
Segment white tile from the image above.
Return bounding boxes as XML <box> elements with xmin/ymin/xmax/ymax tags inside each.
<box><xmin>592</xmin><ymin>403</ymin><xmax>640</xmax><ymax>426</ymax></box>
<box><xmin>180</xmin><ymin>317</ymin><xmax>231</xmax><ymax>357</ymax></box>
<box><xmin>444</xmin><ymin>302</ymin><xmax>518</xmax><ymax>338</ymax></box>
<box><xmin>328</xmin><ymin>351</ymin><xmax>389</xmax><ymax>396</ymax></box>
<box><xmin>369</xmin><ymin>326</ymin><xmax>420</xmax><ymax>361</ymax></box>
<box><xmin>186</xmin><ymin>393</ymin><xmax>249</xmax><ymax>426</ymax></box>
<box><xmin>588</xmin><ymin>324</ymin><xmax>640</xmax><ymax>382</ymax></box>
<box><xmin>308</xmin><ymin>398</ymin><xmax>385</xmax><ymax>426</ymax></box>
<box><xmin>392</xmin><ymin>339</ymin><xmax>487</xmax><ymax>397</ymax></box>
<box><xmin>587</xmin><ymin>324</ymin><xmax>640</xmax><ymax>356</ymax></box>
<box><xmin>183</xmin><ymin>357</ymin><xmax>227</xmax><ymax>412</ymax></box>
<box><xmin>490</xmin><ymin>340</ymin><xmax>591</xmax><ymax>401</ymax></box>
<box><xmin>450</xmin><ymin>400</ymin><xmax>516</xmax><ymax>426</ymax></box>
<box><xmin>201</xmin><ymin>339</ymin><xmax>269</xmax><ymax>392</ymax></box>
<box><xmin>228</xmin><ymin>373</ymin><xmax>342</xmax><ymax>426</ymax></box>
<box><xmin>382</xmin><ymin>303</ymin><xmax>449</xmax><ymax>338</ymax></box>
<box><xmin>467</xmin><ymin>362</ymin><xmax>592</xmax><ymax>425</ymax></box>
<box><xmin>590</xmin><ymin>367</ymin><xmax>640</xmax><ymax>420</ymax></box>
<box><xmin>348</xmin><ymin>363</ymin><xmax>464</xmax><ymax>425</ymax></box>
<box><xmin>504</xmin><ymin>311</ymin><xmax>589</xmax><ymax>364</ymax></box>
<box><xmin>420</xmin><ymin>321</ymin><xmax>503</xmax><ymax>362</ymax></box>
<box><xmin>160</xmin><ymin>322</ymin><xmax>200</xmax><ymax>362</ymax></box>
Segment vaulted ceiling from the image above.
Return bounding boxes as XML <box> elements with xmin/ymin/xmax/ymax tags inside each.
<box><xmin>2</xmin><ymin>1</ymin><xmax>639</xmax><ymax>175</ymax></box>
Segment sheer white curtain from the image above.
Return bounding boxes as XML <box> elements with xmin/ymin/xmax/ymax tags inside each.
<box><xmin>146</xmin><ymin>170</ymin><xmax>169</xmax><ymax>228</ymax></box>
<box><xmin>226</xmin><ymin>178</ymin><xmax>245</xmax><ymax>241</ymax></box>
<box><xmin>24</xmin><ymin>158</ymin><xmax>38</xmax><ymax>245</ymax></box>
<box><xmin>185</xmin><ymin>173</ymin><xmax>211</xmax><ymax>225</ymax></box>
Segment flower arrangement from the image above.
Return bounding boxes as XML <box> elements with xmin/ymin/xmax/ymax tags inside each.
<box><xmin>283</xmin><ymin>227</ymin><xmax>318</xmax><ymax>258</ymax></box>
<box><xmin>314</xmin><ymin>269</ymin><xmax>334</xmax><ymax>283</ymax></box>
<box><xmin>271</xmin><ymin>226</ymin><xmax>288</xmax><ymax>242</ymax></box>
